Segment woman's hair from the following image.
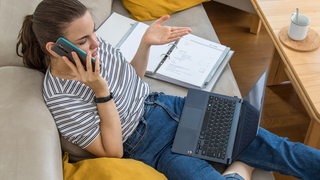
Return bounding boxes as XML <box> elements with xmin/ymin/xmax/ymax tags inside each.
<box><xmin>16</xmin><ymin>0</ymin><xmax>87</xmax><ymax>73</ymax></box>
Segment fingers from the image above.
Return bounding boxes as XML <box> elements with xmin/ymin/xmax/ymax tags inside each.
<box><xmin>85</xmin><ymin>51</ymin><xmax>101</xmax><ymax>74</ymax></box>
<box><xmin>94</xmin><ymin>55</ymin><xmax>101</xmax><ymax>74</ymax></box>
<box><xmin>171</xmin><ymin>27</ymin><xmax>192</xmax><ymax>34</ymax></box>
<box><xmin>171</xmin><ymin>28</ymin><xmax>192</xmax><ymax>38</ymax></box>
<box><xmin>154</xmin><ymin>15</ymin><xmax>192</xmax><ymax>34</ymax></box>
<box><xmin>62</xmin><ymin>54</ymin><xmax>80</xmax><ymax>76</ymax></box>
<box><xmin>86</xmin><ymin>51</ymin><xmax>93</xmax><ymax>71</ymax></box>
<box><xmin>154</xmin><ymin>15</ymin><xmax>170</xmax><ymax>25</ymax></box>
<box><xmin>61</xmin><ymin>51</ymin><xmax>102</xmax><ymax>90</ymax></box>
<box><xmin>166</xmin><ymin>27</ymin><xmax>192</xmax><ymax>42</ymax></box>
<box><xmin>71</xmin><ymin>51</ymin><xmax>85</xmax><ymax>72</ymax></box>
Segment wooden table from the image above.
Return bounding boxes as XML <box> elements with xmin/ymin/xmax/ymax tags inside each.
<box><xmin>251</xmin><ymin>0</ymin><xmax>320</xmax><ymax>148</ymax></box>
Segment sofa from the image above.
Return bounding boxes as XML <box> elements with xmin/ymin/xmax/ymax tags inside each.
<box><xmin>0</xmin><ymin>0</ymin><xmax>274</xmax><ymax>179</ymax></box>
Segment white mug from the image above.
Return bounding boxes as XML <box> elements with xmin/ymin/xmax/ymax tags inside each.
<box><xmin>288</xmin><ymin>13</ymin><xmax>310</xmax><ymax>41</ymax></box>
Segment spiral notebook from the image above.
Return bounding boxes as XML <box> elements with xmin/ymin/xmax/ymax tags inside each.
<box><xmin>97</xmin><ymin>12</ymin><xmax>233</xmax><ymax>90</ymax></box>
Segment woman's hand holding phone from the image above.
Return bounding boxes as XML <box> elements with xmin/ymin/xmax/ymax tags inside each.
<box><xmin>51</xmin><ymin>37</ymin><xmax>108</xmax><ymax>95</ymax></box>
<box><xmin>63</xmin><ymin>51</ymin><xmax>109</xmax><ymax>97</ymax></box>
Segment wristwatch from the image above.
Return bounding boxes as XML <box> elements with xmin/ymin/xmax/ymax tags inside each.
<box><xmin>94</xmin><ymin>92</ymin><xmax>113</xmax><ymax>103</ymax></box>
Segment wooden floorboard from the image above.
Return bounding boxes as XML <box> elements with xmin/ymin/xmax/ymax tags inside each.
<box><xmin>203</xmin><ymin>2</ymin><xmax>310</xmax><ymax>180</ymax></box>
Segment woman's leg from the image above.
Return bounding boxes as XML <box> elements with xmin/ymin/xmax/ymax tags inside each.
<box><xmin>158</xmin><ymin>146</ymin><xmax>255</xmax><ymax>180</ymax></box>
<box><xmin>238</xmin><ymin>128</ymin><xmax>320</xmax><ymax>179</ymax></box>
<box><xmin>156</xmin><ymin>142</ymin><xmax>254</xmax><ymax>180</ymax></box>
<box><xmin>157</xmin><ymin>144</ymin><xmax>226</xmax><ymax>180</ymax></box>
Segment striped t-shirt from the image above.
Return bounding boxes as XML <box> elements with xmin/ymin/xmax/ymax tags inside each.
<box><xmin>43</xmin><ymin>38</ymin><xmax>150</xmax><ymax>149</ymax></box>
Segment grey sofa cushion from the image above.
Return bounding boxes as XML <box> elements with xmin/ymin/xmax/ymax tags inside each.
<box><xmin>79</xmin><ymin>0</ymin><xmax>113</xmax><ymax>28</ymax></box>
<box><xmin>60</xmin><ymin>134</ymin><xmax>96</xmax><ymax>162</ymax></box>
<box><xmin>0</xmin><ymin>66</ymin><xmax>63</xmax><ymax>180</ymax></box>
<box><xmin>0</xmin><ymin>0</ymin><xmax>42</xmax><ymax>67</ymax></box>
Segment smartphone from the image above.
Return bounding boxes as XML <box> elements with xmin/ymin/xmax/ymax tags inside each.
<box><xmin>51</xmin><ymin>37</ymin><xmax>96</xmax><ymax>70</ymax></box>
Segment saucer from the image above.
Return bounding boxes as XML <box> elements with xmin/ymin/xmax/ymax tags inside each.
<box><xmin>279</xmin><ymin>26</ymin><xmax>320</xmax><ymax>52</ymax></box>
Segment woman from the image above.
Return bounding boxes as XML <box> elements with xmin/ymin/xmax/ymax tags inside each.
<box><xmin>16</xmin><ymin>0</ymin><xmax>320</xmax><ymax>179</ymax></box>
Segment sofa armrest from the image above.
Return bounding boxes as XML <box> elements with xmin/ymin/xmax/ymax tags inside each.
<box><xmin>0</xmin><ymin>66</ymin><xmax>63</xmax><ymax>180</ymax></box>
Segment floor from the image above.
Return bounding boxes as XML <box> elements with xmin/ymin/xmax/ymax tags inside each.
<box><xmin>203</xmin><ymin>2</ymin><xmax>311</xmax><ymax>180</ymax></box>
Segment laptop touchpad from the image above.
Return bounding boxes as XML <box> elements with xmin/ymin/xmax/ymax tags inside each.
<box><xmin>172</xmin><ymin>107</ymin><xmax>203</xmax><ymax>154</ymax></box>
<box><xmin>180</xmin><ymin>107</ymin><xmax>203</xmax><ymax>130</ymax></box>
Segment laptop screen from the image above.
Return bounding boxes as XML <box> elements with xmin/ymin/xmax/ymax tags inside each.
<box><xmin>231</xmin><ymin>69</ymin><xmax>268</xmax><ymax>160</ymax></box>
<box><xmin>243</xmin><ymin>70</ymin><xmax>268</xmax><ymax>111</ymax></box>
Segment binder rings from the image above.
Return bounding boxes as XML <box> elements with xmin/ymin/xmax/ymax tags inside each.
<box><xmin>97</xmin><ymin>12</ymin><xmax>234</xmax><ymax>90</ymax></box>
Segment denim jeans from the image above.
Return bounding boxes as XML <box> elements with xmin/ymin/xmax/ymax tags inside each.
<box><xmin>123</xmin><ymin>92</ymin><xmax>320</xmax><ymax>180</ymax></box>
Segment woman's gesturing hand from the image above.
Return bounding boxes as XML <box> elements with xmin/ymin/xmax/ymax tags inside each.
<box><xmin>142</xmin><ymin>15</ymin><xmax>192</xmax><ymax>46</ymax></box>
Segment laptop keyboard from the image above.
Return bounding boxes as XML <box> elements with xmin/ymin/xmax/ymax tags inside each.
<box><xmin>196</xmin><ymin>95</ymin><xmax>237</xmax><ymax>159</ymax></box>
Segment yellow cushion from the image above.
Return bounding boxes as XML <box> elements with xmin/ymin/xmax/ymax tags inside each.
<box><xmin>121</xmin><ymin>0</ymin><xmax>209</xmax><ymax>21</ymax></box>
<box><xmin>63</xmin><ymin>153</ymin><xmax>167</xmax><ymax>180</ymax></box>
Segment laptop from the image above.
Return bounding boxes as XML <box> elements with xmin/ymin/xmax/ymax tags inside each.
<box><xmin>172</xmin><ymin>69</ymin><xmax>268</xmax><ymax>165</ymax></box>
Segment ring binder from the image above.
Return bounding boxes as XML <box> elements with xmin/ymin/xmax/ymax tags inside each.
<box><xmin>154</xmin><ymin>40</ymin><xmax>180</xmax><ymax>73</ymax></box>
<box><xmin>97</xmin><ymin>12</ymin><xmax>234</xmax><ymax>91</ymax></box>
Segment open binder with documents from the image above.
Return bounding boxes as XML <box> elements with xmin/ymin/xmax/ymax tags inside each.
<box><xmin>97</xmin><ymin>12</ymin><xmax>234</xmax><ymax>90</ymax></box>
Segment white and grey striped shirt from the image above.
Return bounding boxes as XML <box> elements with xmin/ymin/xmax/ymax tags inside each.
<box><xmin>43</xmin><ymin>38</ymin><xmax>150</xmax><ymax>149</ymax></box>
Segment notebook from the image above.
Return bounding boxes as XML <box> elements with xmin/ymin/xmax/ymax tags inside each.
<box><xmin>172</xmin><ymin>69</ymin><xmax>268</xmax><ymax>165</ymax></box>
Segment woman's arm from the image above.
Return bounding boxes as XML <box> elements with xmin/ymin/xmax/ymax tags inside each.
<box><xmin>130</xmin><ymin>15</ymin><xmax>192</xmax><ymax>78</ymax></box>
<box><xmin>130</xmin><ymin>40</ymin><xmax>151</xmax><ymax>78</ymax></box>
<box><xmin>85</xmin><ymin>94</ymin><xmax>123</xmax><ymax>158</ymax></box>
<box><xmin>64</xmin><ymin>52</ymin><xmax>123</xmax><ymax>158</ymax></box>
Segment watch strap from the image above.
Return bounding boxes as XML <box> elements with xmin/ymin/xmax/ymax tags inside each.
<box><xmin>94</xmin><ymin>92</ymin><xmax>113</xmax><ymax>103</ymax></box>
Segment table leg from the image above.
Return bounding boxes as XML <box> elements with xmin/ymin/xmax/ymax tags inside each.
<box><xmin>267</xmin><ymin>49</ymin><xmax>289</xmax><ymax>86</ymax></box>
<box><xmin>250</xmin><ymin>14</ymin><xmax>262</xmax><ymax>34</ymax></box>
<box><xmin>304</xmin><ymin>119</ymin><xmax>320</xmax><ymax>149</ymax></box>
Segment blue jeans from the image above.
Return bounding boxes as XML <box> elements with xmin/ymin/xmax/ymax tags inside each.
<box><xmin>123</xmin><ymin>92</ymin><xmax>320</xmax><ymax>180</ymax></box>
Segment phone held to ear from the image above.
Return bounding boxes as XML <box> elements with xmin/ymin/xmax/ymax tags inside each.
<box><xmin>51</xmin><ymin>37</ymin><xmax>96</xmax><ymax>70</ymax></box>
